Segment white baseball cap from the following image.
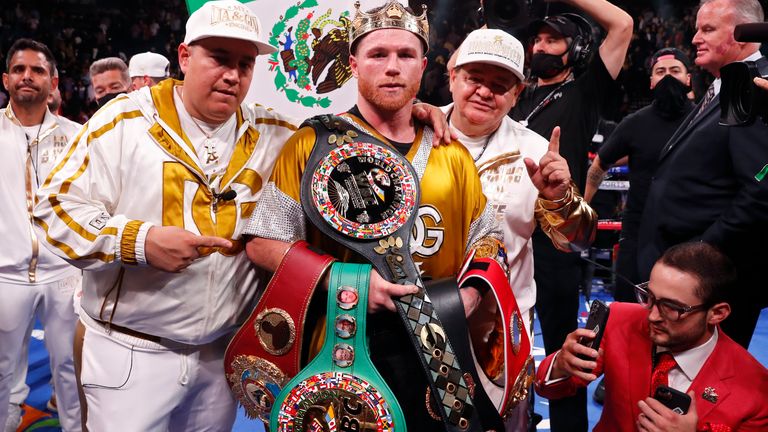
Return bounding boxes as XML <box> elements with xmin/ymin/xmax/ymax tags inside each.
<box><xmin>128</xmin><ymin>52</ymin><xmax>170</xmax><ymax>78</ymax></box>
<box><xmin>454</xmin><ymin>29</ymin><xmax>525</xmax><ymax>82</ymax></box>
<box><xmin>183</xmin><ymin>0</ymin><xmax>277</xmax><ymax>55</ymax></box>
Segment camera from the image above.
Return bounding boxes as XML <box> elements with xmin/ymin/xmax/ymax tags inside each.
<box><xmin>719</xmin><ymin>23</ymin><xmax>768</xmax><ymax>126</ymax></box>
<box><xmin>480</xmin><ymin>0</ymin><xmax>532</xmax><ymax>39</ymax></box>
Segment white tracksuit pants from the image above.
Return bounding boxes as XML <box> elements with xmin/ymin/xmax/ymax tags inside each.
<box><xmin>0</xmin><ymin>274</ymin><xmax>82</xmax><ymax>431</ymax></box>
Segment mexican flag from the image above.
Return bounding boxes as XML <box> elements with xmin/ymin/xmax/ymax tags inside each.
<box><xmin>185</xmin><ymin>0</ymin><xmax>391</xmax><ymax>119</ymax></box>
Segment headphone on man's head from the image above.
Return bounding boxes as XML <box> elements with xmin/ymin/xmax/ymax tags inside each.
<box><xmin>559</xmin><ymin>13</ymin><xmax>595</xmax><ymax>68</ymax></box>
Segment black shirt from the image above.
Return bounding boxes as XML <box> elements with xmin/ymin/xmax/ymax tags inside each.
<box><xmin>347</xmin><ymin>105</ymin><xmax>413</xmax><ymax>154</ymax></box>
<box><xmin>511</xmin><ymin>56</ymin><xmax>619</xmax><ymax>190</ymax></box>
<box><xmin>598</xmin><ymin>101</ymin><xmax>694</xmax><ymax>222</ymax></box>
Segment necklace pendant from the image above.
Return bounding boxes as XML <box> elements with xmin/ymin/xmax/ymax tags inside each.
<box><xmin>204</xmin><ymin>139</ymin><xmax>219</xmax><ymax>164</ymax></box>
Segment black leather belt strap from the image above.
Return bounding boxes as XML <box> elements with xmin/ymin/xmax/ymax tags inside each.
<box><xmin>426</xmin><ymin>278</ymin><xmax>505</xmax><ymax>431</ymax></box>
<box><xmin>93</xmin><ymin>318</ymin><xmax>162</xmax><ymax>343</ymax></box>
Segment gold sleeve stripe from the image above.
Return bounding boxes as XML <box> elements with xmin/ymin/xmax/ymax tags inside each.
<box><xmin>59</xmin><ymin>153</ymin><xmax>90</xmax><ymax>195</ymax></box>
<box><xmin>46</xmin><ymin>110</ymin><xmax>143</xmax><ymax>242</ymax></box>
<box><xmin>33</xmin><ymin>216</ymin><xmax>116</xmax><ymax>262</ymax></box>
<box><xmin>43</xmin><ymin>109</ymin><xmax>142</xmax><ymax>189</ymax></box>
<box><xmin>120</xmin><ymin>220</ymin><xmax>143</xmax><ymax>265</ymax></box>
<box><xmin>252</xmin><ymin>117</ymin><xmax>298</xmax><ymax>131</ymax></box>
<box><xmin>41</xmin><ymin>126</ymin><xmax>88</xmax><ymax>188</ymax></box>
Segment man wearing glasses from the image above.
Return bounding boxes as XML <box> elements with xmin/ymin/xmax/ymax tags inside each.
<box><xmin>534</xmin><ymin>242</ymin><xmax>768</xmax><ymax>431</ymax></box>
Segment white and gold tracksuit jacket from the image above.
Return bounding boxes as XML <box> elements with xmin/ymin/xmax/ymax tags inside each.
<box><xmin>1</xmin><ymin>106</ymin><xmax>82</xmax><ymax>285</ymax></box>
<box><xmin>442</xmin><ymin>104</ymin><xmax>597</xmax><ymax>338</ymax></box>
<box><xmin>33</xmin><ymin>79</ymin><xmax>298</xmax><ymax>345</ymax></box>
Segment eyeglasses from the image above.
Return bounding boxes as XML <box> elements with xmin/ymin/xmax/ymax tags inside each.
<box><xmin>457</xmin><ymin>69</ymin><xmax>516</xmax><ymax>96</ymax></box>
<box><xmin>634</xmin><ymin>282</ymin><xmax>709</xmax><ymax>321</ymax></box>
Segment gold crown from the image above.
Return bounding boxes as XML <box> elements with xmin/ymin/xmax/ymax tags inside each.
<box><xmin>349</xmin><ymin>0</ymin><xmax>429</xmax><ymax>52</ymax></box>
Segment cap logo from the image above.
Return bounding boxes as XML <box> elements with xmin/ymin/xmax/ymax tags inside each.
<box><xmin>463</xmin><ymin>37</ymin><xmax>523</xmax><ymax>69</ymax></box>
<box><xmin>210</xmin><ymin>5</ymin><xmax>259</xmax><ymax>35</ymax></box>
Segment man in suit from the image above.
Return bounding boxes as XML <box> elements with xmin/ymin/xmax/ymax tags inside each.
<box><xmin>637</xmin><ymin>0</ymin><xmax>768</xmax><ymax>348</ymax></box>
<box><xmin>536</xmin><ymin>242</ymin><xmax>768</xmax><ymax>431</ymax></box>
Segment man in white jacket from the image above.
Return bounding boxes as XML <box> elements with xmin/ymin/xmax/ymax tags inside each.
<box><xmin>444</xmin><ymin>28</ymin><xmax>597</xmax><ymax>429</ymax></box>
<box><xmin>35</xmin><ymin>1</ymin><xmax>452</xmax><ymax>428</ymax></box>
<box><xmin>0</xmin><ymin>38</ymin><xmax>83</xmax><ymax>432</ymax></box>
<box><xmin>32</xmin><ymin>2</ymin><xmax>300</xmax><ymax>430</ymax></box>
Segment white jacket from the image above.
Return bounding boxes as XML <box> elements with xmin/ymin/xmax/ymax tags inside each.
<box><xmin>34</xmin><ymin>79</ymin><xmax>298</xmax><ymax>344</ymax></box>
<box><xmin>1</xmin><ymin>106</ymin><xmax>82</xmax><ymax>284</ymax></box>
<box><xmin>443</xmin><ymin>104</ymin><xmax>547</xmax><ymax>338</ymax></box>
<box><xmin>443</xmin><ymin>104</ymin><xmax>596</xmax><ymax>338</ymax></box>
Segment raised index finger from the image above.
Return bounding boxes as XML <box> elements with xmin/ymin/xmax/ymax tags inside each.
<box><xmin>548</xmin><ymin>126</ymin><xmax>561</xmax><ymax>154</ymax></box>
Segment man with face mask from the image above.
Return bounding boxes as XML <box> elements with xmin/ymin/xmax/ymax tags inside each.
<box><xmin>88</xmin><ymin>57</ymin><xmax>130</xmax><ymax>106</ymax></box>
<box><xmin>639</xmin><ymin>0</ymin><xmax>768</xmax><ymax>350</ymax></box>
<box><xmin>509</xmin><ymin>1</ymin><xmax>633</xmax><ymax>429</ymax></box>
<box><xmin>584</xmin><ymin>48</ymin><xmax>694</xmax><ymax>304</ymax></box>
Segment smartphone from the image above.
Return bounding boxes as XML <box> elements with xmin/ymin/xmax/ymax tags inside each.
<box><xmin>654</xmin><ymin>385</ymin><xmax>691</xmax><ymax>415</ymax></box>
<box><xmin>578</xmin><ymin>300</ymin><xmax>610</xmax><ymax>359</ymax></box>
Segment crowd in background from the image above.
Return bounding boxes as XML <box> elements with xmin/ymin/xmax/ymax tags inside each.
<box><xmin>0</xmin><ymin>0</ymin><xmax>732</xmax><ymax>123</ymax></box>
<box><xmin>2</xmin><ymin>0</ymin><xmax>767</xmax><ymax>431</ymax></box>
<box><xmin>0</xmin><ymin>0</ymin><xmax>186</xmax><ymax>122</ymax></box>
<box><xmin>416</xmin><ymin>1</ymin><xmax>719</xmax><ymax>120</ymax></box>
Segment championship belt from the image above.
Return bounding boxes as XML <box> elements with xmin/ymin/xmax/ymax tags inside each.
<box><xmin>425</xmin><ymin>275</ymin><xmax>505</xmax><ymax>431</ymax></box>
<box><xmin>457</xmin><ymin>257</ymin><xmax>534</xmax><ymax>417</ymax></box>
<box><xmin>272</xmin><ymin>262</ymin><xmax>405</xmax><ymax>431</ymax></box>
<box><xmin>224</xmin><ymin>241</ymin><xmax>335</xmax><ymax>423</ymax></box>
<box><xmin>298</xmin><ymin>115</ymin><xmax>482</xmax><ymax>431</ymax></box>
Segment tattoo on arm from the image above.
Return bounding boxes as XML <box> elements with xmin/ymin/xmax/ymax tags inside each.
<box><xmin>586</xmin><ymin>165</ymin><xmax>607</xmax><ymax>187</ymax></box>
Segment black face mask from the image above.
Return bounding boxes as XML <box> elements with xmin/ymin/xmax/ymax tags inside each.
<box><xmin>652</xmin><ymin>74</ymin><xmax>690</xmax><ymax>118</ymax></box>
<box><xmin>530</xmin><ymin>52</ymin><xmax>568</xmax><ymax>79</ymax></box>
<box><xmin>96</xmin><ymin>91</ymin><xmax>122</xmax><ymax>107</ymax></box>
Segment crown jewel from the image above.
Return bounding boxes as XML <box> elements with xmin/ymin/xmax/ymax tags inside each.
<box><xmin>349</xmin><ymin>0</ymin><xmax>429</xmax><ymax>51</ymax></box>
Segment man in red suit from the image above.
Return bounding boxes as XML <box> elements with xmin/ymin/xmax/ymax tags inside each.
<box><xmin>535</xmin><ymin>242</ymin><xmax>768</xmax><ymax>431</ymax></box>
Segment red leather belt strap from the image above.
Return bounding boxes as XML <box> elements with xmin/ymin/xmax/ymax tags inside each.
<box><xmin>458</xmin><ymin>257</ymin><xmax>533</xmax><ymax>417</ymax></box>
<box><xmin>224</xmin><ymin>240</ymin><xmax>336</xmax><ymax>421</ymax></box>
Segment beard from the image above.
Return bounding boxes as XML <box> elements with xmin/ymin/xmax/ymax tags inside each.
<box><xmin>649</xmin><ymin>318</ymin><xmax>707</xmax><ymax>352</ymax></box>
<box><xmin>12</xmin><ymin>83</ymin><xmax>48</xmax><ymax>108</ymax></box>
<box><xmin>358</xmin><ymin>77</ymin><xmax>420</xmax><ymax>113</ymax></box>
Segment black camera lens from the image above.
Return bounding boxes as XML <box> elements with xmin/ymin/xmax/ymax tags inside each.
<box><xmin>720</xmin><ymin>59</ymin><xmax>768</xmax><ymax>126</ymax></box>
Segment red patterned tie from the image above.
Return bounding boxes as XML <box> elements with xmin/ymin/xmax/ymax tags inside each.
<box><xmin>650</xmin><ymin>352</ymin><xmax>677</xmax><ymax>396</ymax></box>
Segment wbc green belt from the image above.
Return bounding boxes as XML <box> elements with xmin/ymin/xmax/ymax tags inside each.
<box><xmin>272</xmin><ymin>262</ymin><xmax>404</xmax><ymax>431</ymax></box>
<box><xmin>296</xmin><ymin>114</ymin><xmax>482</xmax><ymax>431</ymax></box>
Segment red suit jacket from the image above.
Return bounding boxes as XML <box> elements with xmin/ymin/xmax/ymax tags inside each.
<box><xmin>535</xmin><ymin>303</ymin><xmax>768</xmax><ymax>431</ymax></box>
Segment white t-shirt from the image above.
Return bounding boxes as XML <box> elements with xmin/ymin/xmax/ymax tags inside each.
<box><xmin>173</xmin><ymin>86</ymin><xmax>236</xmax><ymax>180</ymax></box>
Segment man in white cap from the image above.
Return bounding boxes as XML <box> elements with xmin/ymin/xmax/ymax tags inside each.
<box><xmin>34</xmin><ymin>1</ymin><xmax>297</xmax><ymax>430</ymax></box>
<box><xmin>35</xmin><ymin>1</ymin><xmax>451</xmax><ymax>429</ymax></box>
<box><xmin>128</xmin><ymin>51</ymin><xmax>170</xmax><ymax>91</ymax></box>
<box><xmin>444</xmin><ymin>28</ymin><xmax>596</xmax><ymax>429</ymax></box>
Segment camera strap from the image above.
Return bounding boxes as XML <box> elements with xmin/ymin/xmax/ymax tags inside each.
<box><xmin>520</xmin><ymin>76</ymin><xmax>574</xmax><ymax>127</ymax></box>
